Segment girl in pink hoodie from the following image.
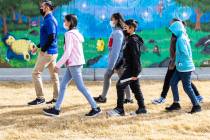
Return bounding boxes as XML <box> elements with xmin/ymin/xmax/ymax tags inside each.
<box><xmin>43</xmin><ymin>14</ymin><xmax>101</xmax><ymax>117</ymax></box>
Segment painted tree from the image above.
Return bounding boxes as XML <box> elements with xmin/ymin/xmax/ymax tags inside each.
<box><xmin>0</xmin><ymin>0</ymin><xmax>14</xmax><ymax>34</ymax></box>
<box><xmin>20</xmin><ymin>1</ymin><xmax>40</xmax><ymax>28</ymax></box>
<box><xmin>176</xmin><ymin>0</ymin><xmax>210</xmax><ymax>30</ymax></box>
<box><xmin>21</xmin><ymin>0</ymin><xmax>71</xmax><ymax>26</ymax></box>
<box><xmin>0</xmin><ymin>0</ymin><xmax>71</xmax><ymax>34</ymax></box>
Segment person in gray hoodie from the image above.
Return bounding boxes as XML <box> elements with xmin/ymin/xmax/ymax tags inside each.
<box><xmin>94</xmin><ymin>13</ymin><xmax>132</xmax><ymax>104</ymax></box>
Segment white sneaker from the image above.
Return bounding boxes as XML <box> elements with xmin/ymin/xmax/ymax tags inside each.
<box><xmin>106</xmin><ymin>108</ymin><xmax>125</xmax><ymax>117</ymax></box>
<box><xmin>152</xmin><ymin>97</ymin><xmax>166</xmax><ymax>105</ymax></box>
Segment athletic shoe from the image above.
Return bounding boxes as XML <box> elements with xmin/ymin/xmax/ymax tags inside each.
<box><xmin>136</xmin><ymin>108</ymin><xmax>147</xmax><ymax>114</ymax></box>
<box><xmin>152</xmin><ymin>97</ymin><xmax>166</xmax><ymax>105</ymax></box>
<box><xmin>46</xmin><ymin>98</ymin><xmax>57</xmax><ymax>104</ymax></box>
<box><xmin>28</xmin><ymin>98</ymin><xmax>45</xmax><ymax>105</ymax></box>
<box><xmin>85</xmin><ymin>107</ymin><xmax>102</xmax><ymax>117</ymax></box>
<box><xmin>43</xmin><ymin>107</ymin><xmax>60</xmax><ymax>117</ymax></box>
<box><xmin>124</xmin><ymin>99</ymin><xmax>134</xmax><ymax>104</ymax></box>
<box><xmin>94</xmin><ymin>95</ymin><xmax>107</xmax><ymax>103</ymax></box>
<box><xmin>196</xmin><ymin>95</ymin><xmax>203</xmax><ymax>103</ymax></box>
<box><xmin>106</xmin><ymin>107</ymin><xmax>125</xmax><ymax>117</ymax></box>
<box><xmin>130</xmin><ymin>108</ymin><xmax>147</xmax><ymax>116</ymax></box>
<box><xmin>189</xmin><ymin>105</ymin><xmax>201</xmax><ymax>114</ymax></box>
<box><xmin>165</xmin><ymin>103</ymin><xmax>181</xmax><ymax>111</ymax></box>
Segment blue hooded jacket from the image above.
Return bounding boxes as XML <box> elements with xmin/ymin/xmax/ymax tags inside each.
<box><xmin>169</xmin><ymin>21</ymin><xmax>195</xmax><ymax>72</ymax></box>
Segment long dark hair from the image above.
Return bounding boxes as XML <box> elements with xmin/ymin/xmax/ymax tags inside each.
<box><xmin>111</xmin><ymin>13</ymin><xmax>125</xmax><ymax>29</ymax></box>
<box><xmin>65</xmin><ymin>14</ymin><xmax>78</xmax><ymax>30</ymax></box>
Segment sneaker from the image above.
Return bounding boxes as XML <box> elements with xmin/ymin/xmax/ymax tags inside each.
<box><xmin>152</xmin><ymin>97</ymin><xmax>166</xmax><ymax>105</ymax></box>
<box><xmin>43</xmin><ymin>107</ymin><xmax>60</xmax><ymax>117</ymax></box>
<box><xmin>136</xmin><ymin>108</ymin><xmax>147</xmax><ymax>114</ymax></box>
<box><xmin>28</xmin><ymin>98</ymin><xmax>45</xmax><ymax>105</ymax></box>
<box><xmin>130</xmin><ymin>108</ymin><xmax>147</xmax><ymax>116</ymax></box>
<box><xmin>46</xmin><ymin>98</ymin><xmax>57</xmax><ymax>104</ymax></box>
<box><xmin>94</xmin><ymin>95</ymin><xmax>107</xmax><ymax>103</ymax></box>
<box><xmin>124</xmin><ymin>99</ymin><xmax>134</xmax><ymax>104</ymax></box>
<box><xmin>189</xmin><ymin>105</ymin><xmax>201</xmax><ymax>114</ymax></box>
<box><xmin>165</xmin><ymin>103</ymin><xmax>181</xmax><ymax>111</ymax></box>
<box><xmin>85</xmin><ymin>107</ymin><xmax>102</xmax><ymax>117</ymax></box>
<box><xmin>196</xmin><ymin>95</ymin><xmax>203</xmax><ymax>103</ymax></box>
<box><xmin>106</xmin><ymin>107</ymin><xmax>125</xmax><ymax>117</ymax></box>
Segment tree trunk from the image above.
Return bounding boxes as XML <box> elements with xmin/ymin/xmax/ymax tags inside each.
<box><xmin>18</xmin><ymin>12</ymin><xmax>23</xmax><ymax>24</ymax></box>
<box><xmin>27</xmin><ymin>16</ymin><xmax>31</xmax><ymax>29</ymax></box>
<box><xmin>12</xmin><ymin>10</ymin><xmax>16</xmax><ymax>22</ymax></box>
<box><xmin>2</xmin><ymin>16</ymin><xmax>8</xmax><ymax>35</ymax></box>
<box><xmin>195</xmin><ymin>8</ymin><xmax>202</xmax><ymax>30</ymax></box>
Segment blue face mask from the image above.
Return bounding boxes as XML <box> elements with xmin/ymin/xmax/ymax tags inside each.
<box><xmin>109</xmin><ymin>21</ymin><xmax>115</xmax><ymax>28</ymax></box>
<box><xmin>63</xmin><ymin>22</ymin><xmax>69</xmax><ymax>30</ymax></box>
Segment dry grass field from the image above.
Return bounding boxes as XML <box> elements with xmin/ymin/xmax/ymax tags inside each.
<box><xmin>0</xmin><ymin>80</ymin><xmax>210</xmax><ymax>140</ymax></box>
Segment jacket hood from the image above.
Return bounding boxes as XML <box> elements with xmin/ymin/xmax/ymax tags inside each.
<box><xmin>129</xmin><ymin>34</ymin><xmax>144</xmax><ymax>45</ymax></box>
<box><xmin>69</xmin><ymin>29</ymin><xmax>84</xmax><ymax>43</ymax></box>
<box><xmin>169</xmin><ymin>21</ymin><xmax>186</xmax><ymax>37</ymax></box>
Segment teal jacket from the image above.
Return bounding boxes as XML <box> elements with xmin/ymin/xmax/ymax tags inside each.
<box><xmin>169</xmin><ymin>21</ymin><xmax>195</xmax><ymax>72</ymax></box>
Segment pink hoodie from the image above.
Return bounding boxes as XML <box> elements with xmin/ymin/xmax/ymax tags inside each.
<box><xmin>56</xmin><ymin>29</ymin><xmax>85</xmax><ymax>68</ymax></box>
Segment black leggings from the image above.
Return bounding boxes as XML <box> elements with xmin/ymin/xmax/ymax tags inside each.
<box><xmin>116</xmin><ymin>69</ymin><xmax>145</xmax><ymax>110</ymax></box>
<box><xmin>161</xmin><ymin>67</ymin><xmax>200</xmax><ymax>98</ymax></box>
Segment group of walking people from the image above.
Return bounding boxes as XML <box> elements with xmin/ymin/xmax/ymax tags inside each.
<box><xmin>27</xmin><ymin>0</ymin><xmax>203</xmax><ymax>117</ymax></box>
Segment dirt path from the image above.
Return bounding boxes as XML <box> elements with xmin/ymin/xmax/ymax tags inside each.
<box><xmin>0</xmin><ymin>81</ymin><xmax>210</xmax><ymax>140</ymax></box>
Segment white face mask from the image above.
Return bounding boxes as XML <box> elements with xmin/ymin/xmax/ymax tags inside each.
<box><xmin>109</xmin><ymin>21</ymin><xmax>115</xmax><ymax>28</ymax></box>
<box><xmin>63</xmin><ymin>22</ymin><xmax>69</xmax><ymax>30</ymax></box>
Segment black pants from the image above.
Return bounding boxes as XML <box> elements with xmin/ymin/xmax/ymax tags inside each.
<box><xmin>161</xmin><ymin>67</ymin><xmax>200</xmax><ymax>98</ymax></box>
<box><xmin>116</xmin><ymin>69</ymin><xmax>145</xmax><ymax>110</ymax></box>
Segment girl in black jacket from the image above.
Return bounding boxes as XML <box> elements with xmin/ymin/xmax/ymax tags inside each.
<box><xmin>107</xmin><ymin>19</ymin><xmax>146</xmax><ymax>116</ymax></box>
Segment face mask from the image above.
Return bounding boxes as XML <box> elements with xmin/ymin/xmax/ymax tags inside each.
<box><xmin>109</xmin><ymin>21</ymin><xmax>115</xmax><ymax>28</ymax></box>
<box><xmin>63</xmin><ymin>22</ymin><xmax>69</xmax><ymax>30</ymax></box>
<box><xmin>123</xmin><ymin>30</ymin><xmax>130</xmax><ymax>37</ymax></box>
<box><xmin>40</xmin><ymin>8</ymin><xmax>45</xmax><ymax>16</ymax></box>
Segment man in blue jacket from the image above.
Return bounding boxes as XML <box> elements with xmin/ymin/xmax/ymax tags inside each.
<box><xmin>28</xmin><ymin>0</ymin><xmax>59</xmax><ymax>105</ymax></box>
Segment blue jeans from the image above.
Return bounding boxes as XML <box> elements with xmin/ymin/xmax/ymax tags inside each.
<box><xmin>170</xmin><ymin>69</ymin><xmax>199</xmax><ymax>106</ymax></box>
<box><xmin>55</xmin><ymin>65</ymin><xmax>97</xmax><ymax>110</ymax></box>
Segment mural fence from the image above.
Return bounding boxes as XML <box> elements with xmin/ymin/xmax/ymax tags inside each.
<box><xmin>0</xmin><ymin>0</ymin><xmax>209</xmax><ymax>68</ymax></box>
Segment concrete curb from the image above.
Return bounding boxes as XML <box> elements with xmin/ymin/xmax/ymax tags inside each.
<box><xmin>0</xmin><ymin>68</ymin><xmax>210</xmax><ymax>81</ymax></box>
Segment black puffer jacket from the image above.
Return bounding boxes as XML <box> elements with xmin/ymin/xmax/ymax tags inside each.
<box><xmin>123</xmin><ymin>34</ymin><xmax>144</xmax><ymax>77</ymax></box>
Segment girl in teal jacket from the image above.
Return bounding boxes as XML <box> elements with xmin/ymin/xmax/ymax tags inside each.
<box><xmin>165</xmin><ymin>21</ymin><xmax>201</xmax><ymax>114</ymax></box>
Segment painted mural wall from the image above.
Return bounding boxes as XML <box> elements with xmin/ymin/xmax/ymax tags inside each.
<box><xmin>0</xmin><ymin>0</ymin><xmax>209</xmax><ymax>68</ymax></box>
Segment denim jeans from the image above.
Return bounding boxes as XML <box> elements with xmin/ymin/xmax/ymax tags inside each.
<box><xmin>55</xmin><ymin>65</ymin><xmax>97</xmax><ymax>110</ymax></box>
<box><xmin>161</xmin><ymin>67</ymin><xmax>200</xmax><ymax>98</ymax></box>
<box><xmin>170</xmin><ymin>69</ymin><xmax>199</xmax><ymax>106</ymax></box>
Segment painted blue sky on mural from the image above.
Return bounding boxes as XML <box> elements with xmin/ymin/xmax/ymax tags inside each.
<box><xmin>53</xmin><ymin>0</ymin><xmax>209</xmax><ymax>38</ymax></box>
<box><xmin>3</xmin><ymin>0</ymin><xmax>206</xmax><ymax>38</ymax></box>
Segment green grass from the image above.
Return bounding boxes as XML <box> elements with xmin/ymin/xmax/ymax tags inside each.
<box><xmin>0</xmin><ymin>27</ymin><xmax>209</xmax><ymax>68</ymax></box>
